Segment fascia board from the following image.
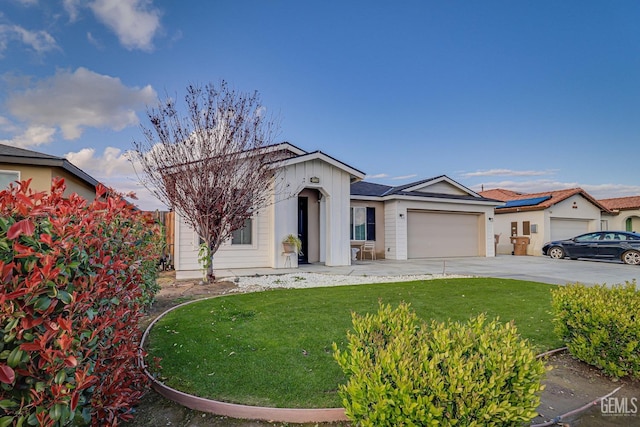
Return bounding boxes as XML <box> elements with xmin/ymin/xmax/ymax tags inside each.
<box><xmin>380</xmin><ymin>194</ymin><xmax>503</xmax><ymax>207</ymax></box>
<box><xmin>279</xmin><ymin>152</ymin><xmax>366</xmax><ymax>180</ymax></box>
<box><xmin>403</xmin><ymin>176</ymin><xmax>482</xmax><ymax>198</ymax></box>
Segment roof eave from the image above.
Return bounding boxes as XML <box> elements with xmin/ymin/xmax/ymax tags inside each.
<box><xmin>381</xmin><ymin>194</ymin><xmax>503</xmax><ymax>206</ymax></box>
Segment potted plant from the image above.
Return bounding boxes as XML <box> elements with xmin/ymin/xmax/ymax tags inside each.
<box><xmin>282</xmin><ymin>234</ymin><xmax>302</xmax><ymax>254</ymax></box>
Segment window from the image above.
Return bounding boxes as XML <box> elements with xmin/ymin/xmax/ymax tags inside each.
<box><xmin>574</xmin><ymin>232</ymin><xmax>602</xmax><ymax>242</ymax></box>
<box><xmin>523</xmin><ymin>221</ymin><xmax>531</xmax><ymax>235</ymax></box>
<box><xmin>232</xmin><ymin>218</ymin><xmax>252</xmax><ymax>245</ymax></box>
<box><xmin>350</xmin><ymin>207</ymin><xmax>375</xmax><ymax>240</ymax></box>
<box><xmin>0</xmin><ymin>170</ymin><xmax>19</xmax><ymax>189</ymax></box>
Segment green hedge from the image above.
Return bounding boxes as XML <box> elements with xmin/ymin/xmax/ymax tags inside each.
<box><xmin>551</xmin><ymin>281</ymin><xmax>640</xmax><ymax>379</ymax></box>
<box><xmin>333</xmin><ymin>302</ymin><xmax>545</xmax><ymax>426</ymax></box>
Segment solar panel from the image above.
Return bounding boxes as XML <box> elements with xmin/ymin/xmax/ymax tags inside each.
<box><xmin>499</xmin><ymin>195</ymin><xmax>552</xmax><ymax>209</ymax></box>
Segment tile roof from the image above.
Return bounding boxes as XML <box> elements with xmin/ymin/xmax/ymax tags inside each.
<box><xmin>599</xmin><ymin>196</ymin><xmax>640</xmax><ymax>210</ymax></box>
<box><xmin>480</xmin><ymin>187</ymin><xmax>611</xmax><ymax>213</ymax></box>
<box><xmin>478</xmin><ymin>188</ymin><xmax>524</xmax><ymax>201</ymax></box>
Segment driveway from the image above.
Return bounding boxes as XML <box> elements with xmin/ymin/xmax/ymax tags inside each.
<box><xmin>217</xmin><ymin>255</ymin><xmax>640</xmax><ymax>287</ymax></box>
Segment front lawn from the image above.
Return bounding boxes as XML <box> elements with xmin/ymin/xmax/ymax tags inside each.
<box><xmin>146</xmin><ymin>278</ymin><xmax>561</xmax><ymax>408</ymax></box>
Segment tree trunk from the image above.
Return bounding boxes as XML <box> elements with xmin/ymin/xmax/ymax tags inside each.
<box><xmin>207</xmin><ymin>253</ymin><xmax>215</xmax><ymax>282</ymax></box>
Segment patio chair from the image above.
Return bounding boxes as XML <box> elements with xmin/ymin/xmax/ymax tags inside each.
<box><xmin>361</xmin><ymin>241</ymin><xmax>376</xmax><ymax>260</ymax></box>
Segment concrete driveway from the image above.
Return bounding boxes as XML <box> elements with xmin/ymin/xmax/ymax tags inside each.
<box><xmin>217</xmin><ymin>255</ymin><xmax>640</xmax><ymax>287</ymax></box>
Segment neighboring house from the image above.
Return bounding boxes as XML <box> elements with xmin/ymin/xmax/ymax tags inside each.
<box><xmin>599</xmin><ymin>196</ymin><xmax>640</xmax><ymax>232</ymax></box>
<box><xmin>174</xmin><ymin>143</ymin><xmax>366</xmax><ymax>279</ymax></box>
<box><xmin>0</xmin><ymin>143</ymin><xmax>98</xmax><ymax>199</ymax></box>
<box><xmin>480</xmin><ymin>188</ymin><xmax>611</xmax><ymax>256</ymax></box>
<box><xmin>350</xmin><ymin>176</ymin><xmax>501</xmax><ymax>260</ymax></box>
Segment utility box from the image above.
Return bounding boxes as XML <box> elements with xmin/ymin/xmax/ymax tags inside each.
<box><xmin>510</xmin><ymin>236</ymin><xmax>530</xmax><ymax>256</ymax></box>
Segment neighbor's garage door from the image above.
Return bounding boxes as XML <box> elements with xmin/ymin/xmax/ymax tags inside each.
<box><xmin>550</xmin><ymin>219</ymin><xmax>590</xmax><ymax>241</ymax></box>
<box><xmin>407</xmin><ymin>211</ymin><xmax>479</xmax><ymax>258</ymax></box>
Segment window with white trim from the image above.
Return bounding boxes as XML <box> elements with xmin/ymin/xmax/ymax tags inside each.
<box><xmin>0</xmin><ymin>170</ymin><xmax>19</xmax><ymax>189</ymax></box>
<box><xmin>350</xmin><ymin>207</ymin><xmax>375</xmax><ymax>240</ymax></box>
<box><xmin>232</xmin><ymin>218</ymin><xmax>252</xmax><ymax>245</ymax></box>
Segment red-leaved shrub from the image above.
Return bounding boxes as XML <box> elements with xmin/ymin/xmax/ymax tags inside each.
<box><xmin>0</xmin><ymin>179</ymin><xmax>162</xmax><ymax>426</ymax></box>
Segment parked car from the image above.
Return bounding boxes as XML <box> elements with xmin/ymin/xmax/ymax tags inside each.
<box><xmin>542</xmin><ymin>231</ymin><xmax>640</xmax><ymax>265</ymax></box>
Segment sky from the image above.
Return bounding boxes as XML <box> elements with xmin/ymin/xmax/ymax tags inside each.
<box><xmin>2</xmin><ymin>0</ymin><xmax>640</xmax><ymax>210</ymax></box>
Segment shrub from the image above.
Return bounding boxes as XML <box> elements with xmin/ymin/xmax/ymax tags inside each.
<box><xmin>0</xmin><ymin>179</ymin><xmax>162</xmax><ymax>426</ymax></box>
<box><xmin>551</xmin><ymin>281</ymin><xmax>640</xmax><ymax>379</ymax></box>
<box><xmin>333</xmin><ymin>302</ymin><xmax>545</xmax><ymax>426</ymax></box>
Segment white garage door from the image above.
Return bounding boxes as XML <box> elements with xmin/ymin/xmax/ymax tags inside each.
<box><xmin>407</xmin><ymin>211</ymin><xmax>479</xmax><ymax>258</ymax></box>
<box><xmin>550</xmin><ymin>219</ymin><xmax>590</xmax><ymax>241</ymax></box>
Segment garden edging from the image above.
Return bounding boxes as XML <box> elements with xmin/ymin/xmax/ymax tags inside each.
<box><xmin>138</xmin><ymin>297</ymin><xmax>349</xmax><ymax>423</ymax></box>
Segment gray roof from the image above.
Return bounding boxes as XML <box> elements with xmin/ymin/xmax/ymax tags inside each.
<box><xmin>0</xmin><ymin>143</ymin><xmax>99</xmax><ymax>188</ymax></box>
<box><xmin>351</xmin><ymin>181</ymin><xmax>393</xmax><ymax>196</ymax></box>
<box><xmin>351</xmin><ymin>177</ymin><xmax>498</xmax><ymax>202</ymax></box>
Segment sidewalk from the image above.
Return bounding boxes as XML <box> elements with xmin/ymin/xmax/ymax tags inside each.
<box><xmin>215</xmin><ymin>255</ymin><xmax>640</xmax><ymax>287</ymax></box>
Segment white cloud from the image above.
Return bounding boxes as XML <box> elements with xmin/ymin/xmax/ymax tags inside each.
<box><xmin>392</xmin><ymin>174</ymin><xmax>418</xmax><ymax>180</ymax></box>
<box><xmin>365</xmin><ymin>173</ymin><xmax>388</xmax><ymax>179</ymax></box>
<box><xmin>579</xmin><ymin>183</ymin><xmax>640</xmax><ymax>199</ymax></box>
<box><xmin>64</xmin><ymin>145</ymin><xmax>166</xmax><ymax>210</ymax></box>
<box><xmin>0</xmin><ymin>24</ymin><xmax>59</xmax><ymax>55</ymax></box>
<box><xmin>65</xmin><ymin>146</ymin><xmax>135</xmax><ymax>177</ymax></box>
<box><xmin>0</xmin><ymin>125</ymin><xmax>56</xmax><ymax>147</ymax></box>
<box><xmin>87</xmin><ymin>32</ymin><xmax>102</xmax><ymax>48</ymax></box>
<box><xmin>89</xmin><ymin>0</ymin><xmax>162</xmax><ymax>51</ymax></box>
<box><xmin>5</xmin><ymin>67</ymin><xmax>157</xmax><ymax>141</ymax></box>
<box><xmin>63</xmin><ymin>0</ymin><xmax>82</xmax><ymax>22</ymax></box>
<box><xmin>462</xmin><ymin>169</ymin><xmax>554</xmax><ymax>178</ymax></box>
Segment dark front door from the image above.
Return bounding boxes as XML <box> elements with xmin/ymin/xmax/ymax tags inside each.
<box><xmin>298</xmin><ymin>197</ymin><xmax>309</xmax><ymax>264</ymax></box>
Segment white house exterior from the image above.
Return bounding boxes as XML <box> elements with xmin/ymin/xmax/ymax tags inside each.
<box><xmin>174</xmin><ymin>143</ymin><xmax>365</xmax><ymax>279</ymax></box>
<box><xmin>350</xmin><ymin>176</ymin><xmax>502</xmax><ymax>260</ymax></box>
<box><xmin>600</xmin><ymin>196</ymin><xmax>640</xmax><ymax>233</ymax></box>
<box><xmin>480</xmin><ymin>188</ymin><xmax>610</xmax><ymax>256</ymax></box>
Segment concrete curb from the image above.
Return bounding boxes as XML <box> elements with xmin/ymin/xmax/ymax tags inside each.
<box><xmin>138</xmin><ymin>296</ymin><xmax>348</xmax><ymax>423</ymax></box>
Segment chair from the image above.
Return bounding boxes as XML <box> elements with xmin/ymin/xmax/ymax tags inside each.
<box><xmin>361</xmin><ymin>241</ymin><xmax>376</xmax><ymax>260</ymax></box>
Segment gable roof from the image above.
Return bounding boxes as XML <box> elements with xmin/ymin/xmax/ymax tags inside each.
<box><xmin>599</xmin><ymin>196</ymin><xmax>640</xmax><ymax>211</ymax></box>
<box><xmin>277</xmin><ymin>150</ymin><xmax>365</xmax><ymax>182</ymax></box>
<box><xmin>0</xmin><ymin>143</ymin><xmax>99</xmax><ymax>189</ymax></box>
<box><xmin>352</xmin><ymin>176</ymin><xmax>501</xmax><ymax>205</ymax></box>
<box><xmin>480</xmin><ymin>187</ymin><xmax>611</xmax><ymax>213</ymax></box>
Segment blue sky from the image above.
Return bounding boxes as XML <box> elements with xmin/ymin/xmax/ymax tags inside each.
<box><xmin>2</xmin><ymin>0</ymin><xmax>640</xmax><ymax>210</ymax></box>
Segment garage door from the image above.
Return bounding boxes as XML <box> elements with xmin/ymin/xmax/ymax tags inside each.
<box><xmin>407</xmin><ymin>211</ymin><xmax>479</xmax><ymax>258</ymax></box>
<box><xmin>550</xmin><ymin>219</ymin><xmax>590</xmax><ymax>241</ymax></box>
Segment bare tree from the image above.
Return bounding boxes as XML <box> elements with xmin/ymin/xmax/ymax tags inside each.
<box><xmin>131</xmin><ymin>81</ymin><xmax>285</xmax><ymax>281</ymax></box>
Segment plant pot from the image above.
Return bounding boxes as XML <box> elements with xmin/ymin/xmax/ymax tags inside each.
<box><xmin>283</xmin><ymin>242</ymin><xmax>296</xmax><ymax>254</ymax></box>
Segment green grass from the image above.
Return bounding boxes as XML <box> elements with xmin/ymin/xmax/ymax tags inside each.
<box><xmin>146</xmin><ymin>278</ymin><xmax>561</xmax><ymax>409</ymax></box>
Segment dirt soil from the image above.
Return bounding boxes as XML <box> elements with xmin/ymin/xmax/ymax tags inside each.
<box><xmin>125</xmin><ymin>272</ymin><xmax>640</xmax><ymax>427</ymax></box>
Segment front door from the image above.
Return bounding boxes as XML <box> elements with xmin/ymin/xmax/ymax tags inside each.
<box><xmin>298</xmin><ymin>197</ymin><xmax>309</xmax><ymax>264</ymax></box>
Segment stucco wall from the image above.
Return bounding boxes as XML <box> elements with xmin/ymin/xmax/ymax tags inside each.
<box><xmin>603</xmin><ymin>209</ymin><xmax>640</xmax><ymax>232</ymax></box>
<box><xmin>494</xmin><ymin>195</ymin><xmax>602</xmax><ymax>256</ymax></box>
<box><xmin>0</xmin><ymin>163</ymin><xmax>96</xmax><ymax>200</ymax></box>
<box><xmin>493</xmin><ymin>210</ymin><xmax>545</xmax><ymax>255</ymax></box>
